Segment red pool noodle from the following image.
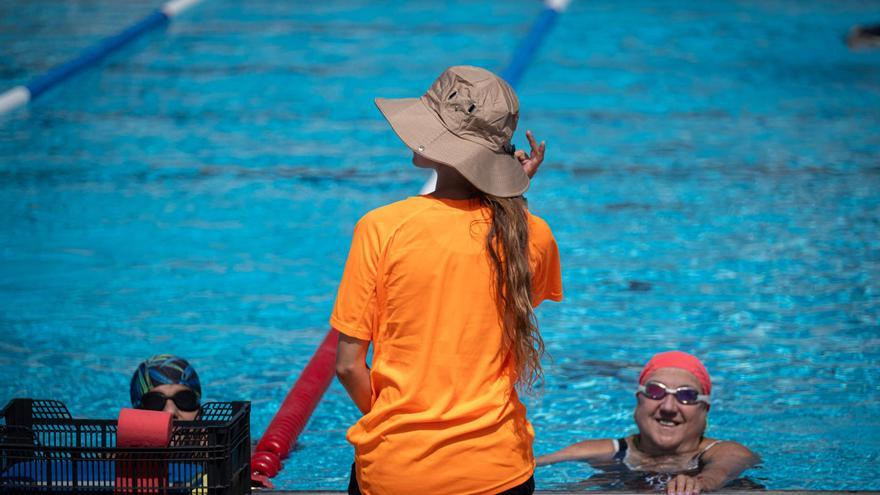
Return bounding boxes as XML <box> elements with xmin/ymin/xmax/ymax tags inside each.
<box><xmin>115</xmin><ymin>408</ymin><xmax>173</xmax><ymax>494</ymax></box>
<box><xmin>251</xmin><ymin>328</ymin><xmax>338</xmax><ymax>486</ymax></box>
<box><xmin>116</xmin><ymin>409</ymin><xmax>173</xmax><ymax>447</ymax></box>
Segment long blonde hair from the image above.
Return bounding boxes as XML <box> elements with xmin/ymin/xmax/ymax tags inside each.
<box><xmin>479</xmin><ymin>194</ymin><xmax>544</xmax><ymax>391</ymax></box>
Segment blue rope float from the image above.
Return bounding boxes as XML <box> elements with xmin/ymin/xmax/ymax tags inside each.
<box><xmin>26</xmin><ymin>10</ymin><xmax>169</xmax><ymax>100</ymax></box>
<box><xmin>501</xmin><ymin>0</ymin><xmax>568</xmax><ymax>88</ymax></box>
<box><xmin>0</xmin><ymin>0</ymin><xmax>203</xmax><ymax>115</ymax></box>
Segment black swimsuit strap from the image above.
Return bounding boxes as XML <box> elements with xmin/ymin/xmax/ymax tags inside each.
<box><xmin>613</xmin><ymin>437</ymin><xmax>628</xmax><ymax>461</ymax></box>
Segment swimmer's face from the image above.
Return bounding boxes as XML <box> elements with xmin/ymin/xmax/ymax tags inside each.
<box><xmin>147</xmin><ymin>384</ymin><xmax>199</xmax><ymax>421</ymax></box>
<box><xmin>633</xmin><ymin>367</ymin><xmax>708</xmax><ymax>453</ymax></box>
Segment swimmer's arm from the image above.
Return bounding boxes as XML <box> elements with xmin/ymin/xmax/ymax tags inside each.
<box><xmin>536</xmin><ymin>439</ymin><xmax>617</xmax><ymax>466</ymax></box>
<box><xmin>335</xmin><ymin>331</ymin><xmax>372</xmax><ymax>415</ymax></box>
<box><xmin>695</xmin><ymin>441</ymin><xmax>760</xmax><ymax>491</ymax></box>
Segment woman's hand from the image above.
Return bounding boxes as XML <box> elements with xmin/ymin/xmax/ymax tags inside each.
<box><xmin>666</xmin><ymin>473</ymin><xmax>703</xmax><ymax>495</ymax></box>
<box><xmin>514</xmin><ymin>130</ymin><xmax>546</xmax><ymax>179</ymax></box>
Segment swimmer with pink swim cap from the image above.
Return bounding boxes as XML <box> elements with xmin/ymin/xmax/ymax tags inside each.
<box><xmin>537</xmin><ymin>351</ymin><xmax>759</xmax><ymax>494</ymax></box>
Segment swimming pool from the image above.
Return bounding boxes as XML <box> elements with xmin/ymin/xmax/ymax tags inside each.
<box><xmin>1</xmin><ymin>0</ymin><xmax>878</xmax><ymax>490</ymax></box>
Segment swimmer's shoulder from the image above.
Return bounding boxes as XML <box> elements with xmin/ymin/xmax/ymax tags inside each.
<box><xmin>698</xmin><ymin>437</ymin><xmax>760</xmax><ymax>465</ymax></box>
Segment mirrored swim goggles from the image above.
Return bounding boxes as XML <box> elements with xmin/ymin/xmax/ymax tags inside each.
<box><xmin>138</xmin><ymin>389</ymin><xmax>200</xmax><ymax>412</ymax></box>
<box><xmin>637</xmin><ymin>381</ymin><xmax>710</xmax><ymax>406</ymax></box>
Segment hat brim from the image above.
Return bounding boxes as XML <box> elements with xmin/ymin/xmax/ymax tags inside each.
<box><xmin>375</xmin><ymin>97</ymin><xmax>529</xmax><ymax>198</ymax></box>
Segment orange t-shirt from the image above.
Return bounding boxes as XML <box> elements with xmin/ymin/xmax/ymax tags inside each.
<box><xmin>330</xmin><ymin>195</ymin><xmax>563</xmax><ymax>495</ymax></box>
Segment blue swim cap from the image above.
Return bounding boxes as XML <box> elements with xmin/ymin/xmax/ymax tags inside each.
<box><xmin>130</xmin><ymin>354</ymin><xmax>202</xmax><ymax>408</ymax></box>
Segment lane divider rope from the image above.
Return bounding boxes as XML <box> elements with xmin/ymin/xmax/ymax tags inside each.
<box><xmin>250</xmin><ymin>329</ymin><xmax>338</xmax><ymax>488</ymax></box>
<box><xmin>0</xmin><ymin>0</ymin><xmax>202</xmax><ymax>115</ymax></box>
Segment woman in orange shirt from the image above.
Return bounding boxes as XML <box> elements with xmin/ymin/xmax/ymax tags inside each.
<box><xmin>331</xmin><ymin>65</ymin><xmax>563</xmax><ymax>495</ymax></box>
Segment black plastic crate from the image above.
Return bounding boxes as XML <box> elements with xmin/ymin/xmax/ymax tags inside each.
<box><xmin>0</xmin><ymin>399</ymin><xmax>251</xmax><ymax>494</ymax></box>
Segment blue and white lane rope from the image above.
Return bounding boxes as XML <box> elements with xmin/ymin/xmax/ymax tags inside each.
<box><xmin>419</xmin><ymin>0</ymin><xmax>570</xmax><ymax>195</ymax></box>
<box><xmin>0</xmin><ymin>0</ymin><xmax>202</xmax><ymax>115</ymax></box>
<box><xmin>501</xmin><ymin>0</ymin><xmax>569</xmax><ymax>88</ymax></box>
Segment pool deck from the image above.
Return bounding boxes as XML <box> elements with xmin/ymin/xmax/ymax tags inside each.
<box><xmin>264</xmin><ymin>491</ymin><xmax>880</xmax><ymax>494</ymax></box>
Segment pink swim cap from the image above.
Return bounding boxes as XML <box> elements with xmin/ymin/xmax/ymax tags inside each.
<box><xmin>638</xmin><ymin>351</ymin><xmax>712</xmax><ymax>396</ymax></box>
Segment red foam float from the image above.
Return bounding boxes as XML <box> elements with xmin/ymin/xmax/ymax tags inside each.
<box><xmin>114</xmin><ymin>408</ymin><xmax>173</xmax><ymax>494</ymax></box>
<box><xmin>251</xmin><ymin>451</ymin><xmax>281</xmax><ymax>477</ymax></box>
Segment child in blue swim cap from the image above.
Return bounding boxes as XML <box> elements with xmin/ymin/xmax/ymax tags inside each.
<box><xmin>130</xmin><ymin>354</ymin><xmax>202</xmax><ymax>421</ymax></box>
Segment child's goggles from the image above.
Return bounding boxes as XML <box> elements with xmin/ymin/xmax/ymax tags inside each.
<box><xmin>138</xmin><ymin>389</ymin><xmax>200</xmax><ymax>412</ymax></box>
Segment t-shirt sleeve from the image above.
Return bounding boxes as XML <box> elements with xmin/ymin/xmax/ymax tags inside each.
<box><xmin>529</xmin><ymin>215</ymin><xmax>563</xmax><ymax>308</ymax></box>
<box><xmin>329</xmin><ymin>215</ymin><xmax>381</xmax><ymax>341</ymax></box>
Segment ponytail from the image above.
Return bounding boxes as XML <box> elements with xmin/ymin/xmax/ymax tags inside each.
<box><xmin>479</xmin><ymin>194</ymin><xmax>544</xmax><ymax>391</ymax></box>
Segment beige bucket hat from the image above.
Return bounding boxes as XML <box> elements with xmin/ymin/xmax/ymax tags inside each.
<box><xmin>375</xmin><ymin>65</ymin><xmax>529</xmax><ymax>197</ymax></box>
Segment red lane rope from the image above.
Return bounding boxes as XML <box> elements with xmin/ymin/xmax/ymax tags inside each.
<box><xmin>251</xmin><ymin>329</ymin><xmax>338</xmax><ymax>486</ymax></box>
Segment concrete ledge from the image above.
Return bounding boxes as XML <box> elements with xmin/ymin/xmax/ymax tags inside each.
<box><xmin>261</xmin><ymin>491</ymin><xmax>880</xmax><ymax>494</ymax></box>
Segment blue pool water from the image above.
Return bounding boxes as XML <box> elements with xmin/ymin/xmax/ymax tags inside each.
<box><xmin>1</xmin><ymin>0</ymin><xmax>879</xmax><ymax>490</ymax></box>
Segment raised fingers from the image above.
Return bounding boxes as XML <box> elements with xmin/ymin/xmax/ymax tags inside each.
<box><xmin>526</xmin><ymin>129</ymin><xmax>539</xmax><ymax>152</ymax></box>
<box><xmin>526</xmin><ymin>130</ymin><xmax>546</xmax><ymax>160</ymax></box>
